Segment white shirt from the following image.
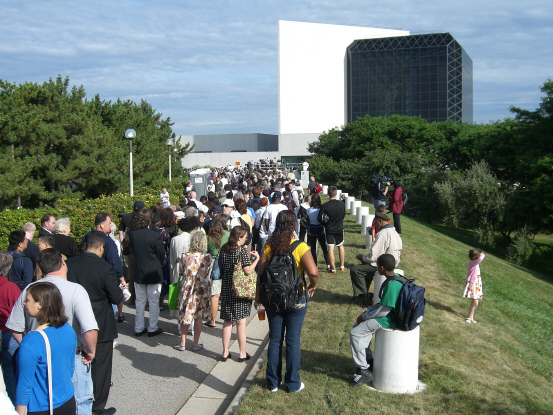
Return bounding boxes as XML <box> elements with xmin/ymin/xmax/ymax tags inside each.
<box><xmin>263</xmin><ymin>204</ymin><xmax>288</xmax><ymax>236</ymax></box>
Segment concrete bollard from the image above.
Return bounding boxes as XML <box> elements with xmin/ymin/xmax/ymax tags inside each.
<box><xmin>322</xmin><ymin>185</ymin><xmax>328</xmax><ymax>194</ymax></box>
<box><xmin>356</xmin><ymin>206</ymin><xmax>369</xmax><ymax>224</ymax></box>
<box><xmin>361</xmin><ymin>214</ymin><xmax>371</xmax><ymax>235</ymax></box>
<box><xmin>351</xmin><ymin>201</ymin><xmax>362</xmax><ymax>216</ymax></box>
<box><xmin>373</xmin><ymin>326</ymin><xmax>421</xmax><ymax>394</ymax></box>
<box><xmin>336</xmin><ymin>190</ymin><xmax>342</xmax><ymax>200</ymax></box>
<box><xmin>345</xmin><ymin>196</ymin><xmax>355</xmax><ymax>211</ymax></box>
<box><xmin>365</xmin><ymin>233</ymin><xmax>372</xmax><ymax>250</ymax></box>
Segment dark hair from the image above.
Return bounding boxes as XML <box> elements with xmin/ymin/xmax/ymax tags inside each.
<box><xmin>393</xmin><ymin>180</ymin><xmax>402</xmax><ymax>188</ymax></box>
<box><xmin>86</xmin><ymin>232</ymin><xmax>105</xmax><ymax>250</ymax></box>
<box><xmin>37</xmin><ymin>248</ymin><xmax>63</xmax><ymax>275</ymax></box>
<box><xmin>250</xmin><ymin>200</ymin><xmax>261</xmax><ymax>211</ymax></box>
<box><xmin>38</xmin><ymin>233</ymin><xmax>56</xmax><ymax>248</ymax></box>
<box><xmin>266</xmin><ymin>210</ymin><xmax>296</xmax><ymax>254</ymax></box>
<box><xmin>8</xmin><ymin>230</ymin><xmax>26</xmax><ymax>250</ymax></box>
<box><xmin>153</xmin><ymin>203</ymin><xmax>163</xmax><ymax>214</ymax></box>
<box><xmin>310</xmin><ymin>194</ymin><xmax>322</xmax><ymax>209</ymax></box>
<box><xmin>27</xmin><ymin>282</ymin><xmax>68</xmax><ymax>328</ymax></box>
<box><xmin>221</xmin><ymin>226</ymin><xmax>247</xmax><ymax>252</ymax></box>
<box><xmin>94</xmin><ymin>212</ymin><xmax>110</xmax><ymax>227</ymax></box>
<box><xmin>235</xmin><ymin>199</ymin><xmax>248</xmax><ymax>215</ymax></box>
<box><xmin>469</xmin><ymin>249</ymin><xmax>482</xmax><ymax>261</ymax></box>
<box><xmin>282</xmin><ymin>190</ymin><xmax>290</xmax><ymax>198</ymax></box>
<box><xmin>41</xmin><ymin>214</ymin><xmax>55</xmax><ymax>227</ymax></box>
<box><xmin>158</xmin><ymin>207</ymin><xmax>175</xmax><ymax>227</ymax></box>
<box><xmin>199</xmin><ymin>195</ymin><xmax>208</xmax><ymax>203</ymax></box>
<box><xmin>178</xmin><ymin>216</ymin><xmax>200</xmax><ymax>232</ymax></box>
<box><xmin>377</xmin><ymin>204</ymin><xmax>386</xmax><ymax>213</ymax></box>
<box><xmin>137</xmin><ymin>208</ymin><xmax>153</xmax><ymax>229</ymax></box>
<box><xmin>377</xmin><ymin>254</ymin><xmax>396</xmax><ymax>272</ymax></box>
<box><xmin>328</xmin><ymin>186</ymin><xmax>337</xmax><ymax>198</ymax></box>
<box><xmin>208</xmin><ymin>215</ymin><xmax>228</xmax><ymax>249</ymax></box>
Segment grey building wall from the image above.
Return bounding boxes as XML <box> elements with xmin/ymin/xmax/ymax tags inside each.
<box><xmin>180</xmin><ymin>133</ymin><xmax>278</xmax><ymax>153</ymax></box>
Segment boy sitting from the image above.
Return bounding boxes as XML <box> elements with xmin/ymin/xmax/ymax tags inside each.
<box><xmin>349</xmin><ymin>253</ymin><xmax>403</xmax><ymax>387</ymax></box>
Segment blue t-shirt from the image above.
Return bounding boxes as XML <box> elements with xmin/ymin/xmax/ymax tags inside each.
<box><xmin>16</xmin><ymin>323</ymin><xmax>76</xmax><ymax>411</ymax></box>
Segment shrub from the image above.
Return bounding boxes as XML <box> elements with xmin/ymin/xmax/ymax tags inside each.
<box><xmin>507</xmin><ymin>227</ymin><xmax>535</xmax><ymax>264</ymax></box>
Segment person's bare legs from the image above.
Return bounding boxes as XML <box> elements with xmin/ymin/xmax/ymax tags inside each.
<box><xmin>209</xmin><ymin>294</ymin><xmax>220</xmax><ymax>326</ymax></box>
<box><xmin>193</xmin><ymin>318</ymin><xmax>203</xmax><ymax>347</ymax></box>
<box><xmin>178</xmin><ymin>322</ymin><xmax>189</xmax><ymax>347</ymax></box>
<box><xmin>236</xmin><ymin>318</ymin><xmax>247</xmax><ymax>358</ymax></box>
<box><xmin>328</xmin><ymin>244</ymin><xmax>336</xmax><ymax>271</ymax></box>
<box><xmin>222</xmin><ymin>321</ymin><xmax>233</xmax><ymax>357</ymax></box>
<box><xmin>338</xmin><ymin>244</ymin><xmax>346</xmax><ymax>269</ymax></box>
<box><xmin>117</xmin><ymin>301</ymin><xmax>124</xmax><ymax>320</ymax></box>
<box><xmin>467</xmin><ymin>299</ymin><xmax>479</xmax><ymax>320</ymax></box>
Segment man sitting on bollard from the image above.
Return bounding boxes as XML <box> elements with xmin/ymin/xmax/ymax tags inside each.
<box><xmin>350</xmin><ymin>212</ymin><xmax>402</xmax><ymax>306</ymax></box>
<box><xmin>349</xmin><ymin>254</ymin><xmax>403</xmax><ymax>387</ymax></box>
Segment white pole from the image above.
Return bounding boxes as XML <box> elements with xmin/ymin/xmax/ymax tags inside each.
<box><xmin>129</xmin><ymin>140</ymin><xmax>134</xmax><ymax>196</ymax></box>
<box><xmin>168</xmin><ymin>149</ymin><xmax>172</xmax><ymax>182</ymax></box>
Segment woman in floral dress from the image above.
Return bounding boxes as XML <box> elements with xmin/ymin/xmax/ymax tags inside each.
<box><xmin>173</xmin><ymin>232</ymin><xmax>212</xmax><ymax>352</ymax></box>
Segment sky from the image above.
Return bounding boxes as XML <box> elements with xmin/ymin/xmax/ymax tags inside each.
<box><xmin>1</xmin><ymin>0</ymin><xmax>552</xmax><ymax>136</ymax></box>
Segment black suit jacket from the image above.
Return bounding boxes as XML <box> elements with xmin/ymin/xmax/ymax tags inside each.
<box><xmin>23</xmin><ymin>239</ymin><xmax>39</xmax><ymax>269</ymax></box>
<box><xmin>129</xmin><ymin>227</ymin><xmax>164</xmax><ymax>285</ymax></box>
<box><xmin>54</xmin><ymin>234</ymin><xmax>79</xmax><ymax>258</ymax></box>
<box><xmin>66</xmin><ymin>252</ymin><xmax>124</xmax><ymax>343</ymax></box>
<box><xmin>38</xmin><ymin>228</ymin><xmax>53</xmax><ymax>238</ymax></box>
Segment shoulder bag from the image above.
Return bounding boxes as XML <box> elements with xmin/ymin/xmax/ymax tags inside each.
<box><xmin>37</xmin><ymin>329</ymin><xmax>54</xmax><ymax>415</ymax></box>
<box><xmin>232</xmin><ymin>248</ymin><xmax>257</xmax><ymax>300</ymax></box>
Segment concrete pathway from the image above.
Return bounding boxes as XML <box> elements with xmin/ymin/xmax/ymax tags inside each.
<box><xmin>106</xmin><ymin>304</ymin><xmax>268</xmax><ymax>415</ymax></box>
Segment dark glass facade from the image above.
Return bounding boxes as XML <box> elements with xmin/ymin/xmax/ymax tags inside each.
<box><xmin>347</xmin><ymin>33</ymin><xmax>472</xmax><ymax>124</ymax></box>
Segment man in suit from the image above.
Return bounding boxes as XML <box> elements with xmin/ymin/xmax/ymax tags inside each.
<box><xmin>129</xmin><ymin>208</ymin><xmax>164</xmax><ymax>337</ymax></box>
<box><xmin>67</xmin><ymin>232</ymin><xmax>123</xmax><ymax>415</ymax></box>
<box><xmin>38</xmin><ymin>214</ymin><xmax>56</xmax><ymax>237</ymax></box>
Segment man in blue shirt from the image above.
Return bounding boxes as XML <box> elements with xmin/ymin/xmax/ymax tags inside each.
<box><xmin>7</xmin><ymin>231</ymin><xmax>33</xmax><ymax>291</ymax></box>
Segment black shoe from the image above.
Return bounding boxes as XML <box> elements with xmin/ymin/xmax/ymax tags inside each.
<box><xmin>147</xmin><ymin>328</ymin><xmax>163</xmax><ymax>337</ymax></box>
<box><xmin>221</xmin><ymin>352</ymin><xmax>232</xmax><ymax>362</ymax></box>
<box><xmin>349</xmin><ymin>368</ymin><xmax>373</xmax><ymax>387</ymax></box>
<box><xmin>93</xmin><ymin>408</ymin><xmax>116</xmax><ymax>415</ymax></box>
<box><xmin>238</xmin><ymin>353</ymin><xmax>251</xmax><ymax>362</ymax></box>
<box><xmin>135</xmin><ymin>329</ymin><xmax>147</xmax><ymax>337</ymax></box>
<box><xmin>366</xmin><ymin>357</ymin><xmax>374</xmax><ymax>370</ymax></box>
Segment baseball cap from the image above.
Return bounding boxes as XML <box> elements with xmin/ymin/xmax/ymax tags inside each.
<box><xmin>133</xmin><ymin>201</ymin><xmax>145</xmax><ymax>212</ymax></box>
<box><xmin>211</xmin><ymin>205</ymin><xmax>223</xmax><ymax>213</ymax></box>
<box><xmin>222</xmin><ymin>199</ymin><xmax>235</xmax><ymax>207</ymax></box>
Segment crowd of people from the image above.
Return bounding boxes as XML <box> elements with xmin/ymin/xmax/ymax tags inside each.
<box><xmin>0</xmin><ymin>165</ymin><xmax>421</xmax><ymax>413</ymax></box>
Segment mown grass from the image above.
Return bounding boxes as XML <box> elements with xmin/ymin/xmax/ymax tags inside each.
<box><xmin>236</xmin><ymin>198</ymin><xmax>553</xmax><ymax>415</ymax></box>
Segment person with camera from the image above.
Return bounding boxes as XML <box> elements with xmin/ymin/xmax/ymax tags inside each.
<box><xmin>371</xmin><ymin>175</ymin><xmax>390</xmax><ymax>214</ymax></box>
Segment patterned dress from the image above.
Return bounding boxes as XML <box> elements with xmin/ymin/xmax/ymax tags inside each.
<box><xmin>178</xmin><ymin>252</ymin><xmax>212</xmax><ymax>325</ymax></box>
<box><xmin>219</xmin><ymin>246</ymin><xmax>253</xmax><ymax>322</ymax></box>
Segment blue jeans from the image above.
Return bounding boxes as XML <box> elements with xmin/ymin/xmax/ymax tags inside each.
<box><xmin>1</xmin><ymin>331</ymin><xmax>19</xmax><ymax>404</ymax></box>
<box><xmin>71</xmin><ymin>353</ymin><xmax>94</xmax><ymax>415</ymax></box>
<box><xmin>266</xmin><ymin>292</ymin><xmax>308</xmax><ymax>392</ymax></box>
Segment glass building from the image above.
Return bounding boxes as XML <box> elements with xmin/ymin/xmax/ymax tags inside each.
<box><xmin>347</xmin><ymin>33</ymin><xmax>472</xmax><ymax>124</ymax></box>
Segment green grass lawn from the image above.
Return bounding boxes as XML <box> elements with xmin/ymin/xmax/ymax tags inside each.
<box><xmin>237</xmin><ymin>199</ymin><xmax>553</xmax><ymax>415</ymax></box>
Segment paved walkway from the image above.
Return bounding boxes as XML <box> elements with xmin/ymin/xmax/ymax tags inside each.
<box><xmin>106</xmin><ymin>304</ymin><xmax>268</xmax><ymax>415</ymax></box>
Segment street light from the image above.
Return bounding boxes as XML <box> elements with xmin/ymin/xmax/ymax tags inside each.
<box><xmin>165</xmin><ymin>138</ymin><xmax>173</xmax><ymax>182</ymax></box>
<box><xmin>125</xmin><ymin>129</ymin><xmax>136</xmax><ymax>196</ymax></box>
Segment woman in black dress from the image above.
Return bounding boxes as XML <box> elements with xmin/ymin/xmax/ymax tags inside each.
<box><xmin>219</xmin><ymin>226</ymin><xmax>259</xmax><ymax>362</ymax></box>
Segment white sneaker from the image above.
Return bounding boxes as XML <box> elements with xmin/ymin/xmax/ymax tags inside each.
<box><xmin>292</xmin><ymin>383</ymin><xmax>305</xmax><ymax>393</ymax></box>
<box><xmin>113</xmin><ymin>341</ymin><xmax>119</xmax><ymax>348</ymax></box>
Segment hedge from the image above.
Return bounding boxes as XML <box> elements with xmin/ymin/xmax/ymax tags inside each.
<box><xmin>1</xmin><ymin>176</ymin><xmax>189</xmax><ymax>249</ymax></box>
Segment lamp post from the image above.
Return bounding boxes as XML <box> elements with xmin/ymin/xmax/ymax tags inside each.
<box><xmin>166</xmin><ymin>138</ymin><xmax>173</xmax><ymax>182</ymax></box>
<box><xmin>125</xmin><ymin>129</ymin><xmax>136</xmax><ymax>196</ymax></box>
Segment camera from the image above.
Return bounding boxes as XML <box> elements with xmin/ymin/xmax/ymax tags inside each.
<box><xmin>371</xmin><ymin>174</ymin><xmax>393</xmax><ymax>186</ymax></box>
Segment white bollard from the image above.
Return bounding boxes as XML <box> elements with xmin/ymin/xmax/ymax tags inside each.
<box><xmin>351</xmin><ymin>201</ymin><xmax>362</xmax><ymax>216</ymax></box>
<box><xmin>373</xmin><ymin>326</ymin><xmax>421</xmax><ymax>394</ymax></box>
<box><xmin>345</xmin><ymin>196</ymin><xmax>355</xmax><ymax>211</ymax></box>
<box><xmin>336</xmin><ymin>190</ymin><xmax>342</xmax><ymax>200</ymax></box>
<box><xmin>322</xmin><ymin>185</ymin><xmax>328</xmax><ymax>194</ymax></box>
<box><xmin>361</xmin><ymin>214</ymin><xmax>371</xmax><ymax>235</ymax></box>
<box><xmin>356</xmin><ymin>206</ymin><xmax>369</xmax><ymax>224</ymax></box>
<box><xmin>365</xmin><ymin>233</ymin><xmax>372</xmax><ymax>250</ymax></box>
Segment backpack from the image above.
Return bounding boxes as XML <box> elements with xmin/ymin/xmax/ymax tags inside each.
<box><xmin>314</xmin><ymin>184</ymin><xmax>322</xmax><ymax>194</ymax></box>
<box><xmin>281</xmin><ymin>198</ymin><xmax>296</xmax><ymax>211</ymax></box>
<box><xmin>379</xmin><ymin>274</ymin><xmax>425</xmax><ymax>331</ymax></box>
<box><xmin>259</xmin><ymin>240</ymin><xmax>303</xmax><ymax>312</ymax></box>
<box><xmin>402</xmin><ymin>192</ymin><xmax>408</xmax><ymax>206</ymax></box>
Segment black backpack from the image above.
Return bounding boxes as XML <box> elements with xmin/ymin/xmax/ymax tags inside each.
<box><xmin>379</xmin><ymin>274</ymin><xmax>425</xmax><ymax>331</ymax></box>
<box><xmin>259</xmin><ymin>241</ymin><xmax>303</xmax><ymax>312</ymax></box>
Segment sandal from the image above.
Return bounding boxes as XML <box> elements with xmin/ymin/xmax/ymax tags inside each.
<box><xmin>159</xmin><ymin>305</ymin><xmax>169</xmax><ymax>311</ymax></box>
<box><xmin>204</xmin><ymin>322</ymin><xmax>216</xmax><ymax>328</ymax></box>
<box><xmin>117</xmin><ymin>315</ymin><xmax>125</xmax><ymax>323</ymax></box>
<box><xmin>340</xmin><ymin>266</ymin><xmax>348</xmax><ymax>271</ymax></box>
<box><xmin>222</xmin><ymin>352</ymin><xmax>232</xmax><ymax>362</ymax></box>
